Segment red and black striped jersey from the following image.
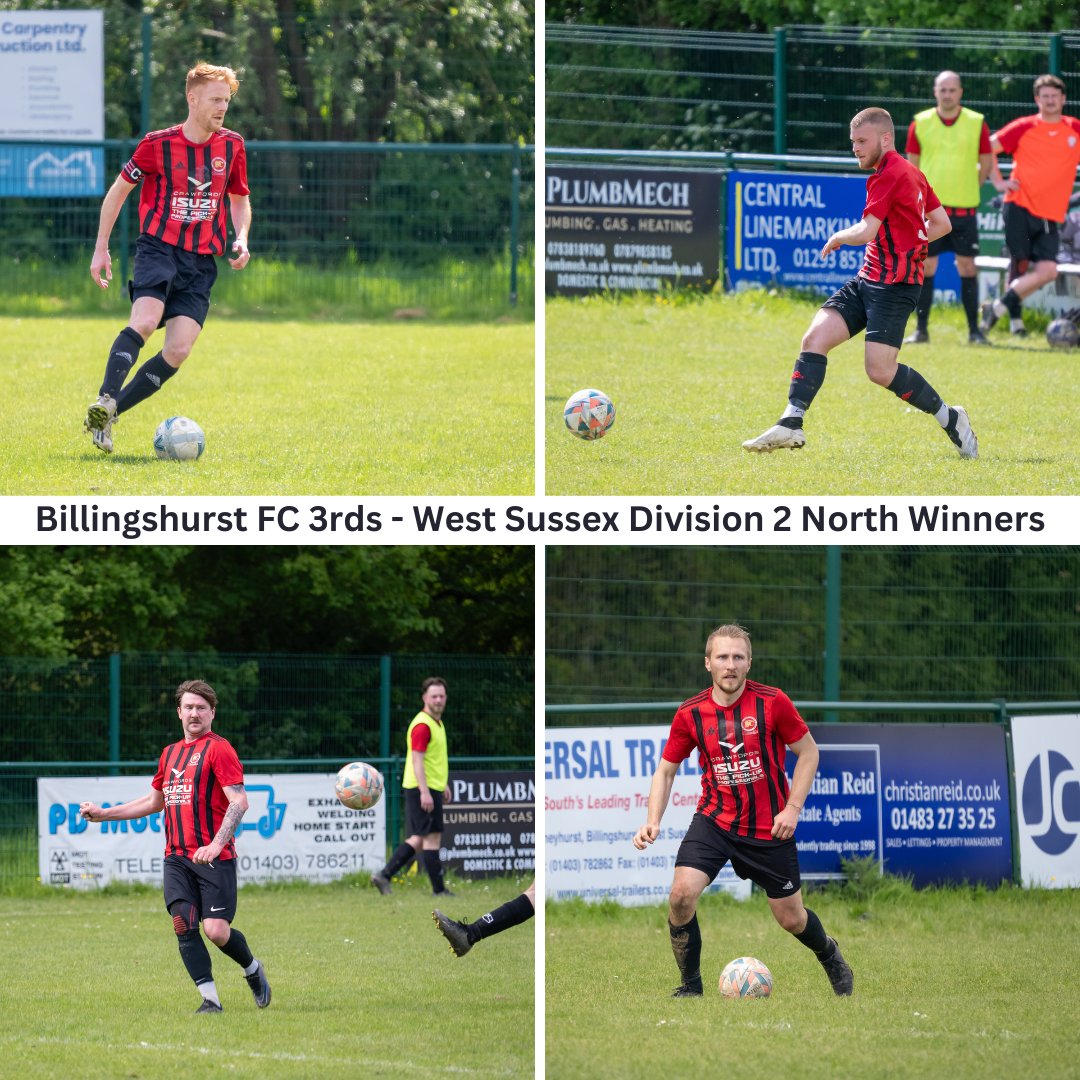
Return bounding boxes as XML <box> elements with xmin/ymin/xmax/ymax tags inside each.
<box><xmin>120</xmin><ymin>125</ymin><xmax>249</xmax><ymax>255</ymax></box>
<box><xmin>152</xmin><ymin>731</ymin><xmax>244</xmax><ymax>859</ymax></box>
<box><xmin>859</xmin><ymin>149</ymin><xmax>941</xmax><ymax>286</ymax></box>
<box><xmin>662</xmin><ymin>681</ymin><xmax>809</xmax><ymax>840</ymax></box>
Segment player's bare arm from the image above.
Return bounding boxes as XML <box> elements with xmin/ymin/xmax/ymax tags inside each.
<box><xmin>228</xmin><ymin>193</ymin><xmax>252</xmax><ymax>270</ymax></box>
<box><xmin>926</xmin><ymin>205</ymin><xmax>952</xmax><ymax>245</ymax></box>
<box><xmin>633</xmin><ymin>757</ymin><xmax>680</xmax><ymax>849</ymax></box>
<box><xmin>193</xmin><ymin>783</ymin><xmax>248</xmax><ymax>865</ymax></box>
<box><xmin>771</xmin><ymin>733</ymin><xmax>819</xmax><ymax>840</ymax></box>
<box><xmin>90</xmin><ymin>175</ymin><xmax>138</xmax><ymax>289</ymax></box>
<box><xmin>413</xmin><ymin>750</ymin><xmax>434</xmax><ymax>812</ymax></box>
<box><xmin>80</xmin><ymin>788</ymin><xmax>164</xmax><ymax>822</ymax></box>
<box><xmin>820</xmin><ymin>213</ymin><xmax>882</xmax><ymax>260</ymax></box>
<box><xmin>988</xmin><ymin>138</ymin><xmax>1017</xmax><ymax>193</ymax></box>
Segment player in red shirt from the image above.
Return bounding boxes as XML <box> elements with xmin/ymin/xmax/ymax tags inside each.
<box><xmin>743</xmin><ymin>107</ymin><xmax>978</xmax><ymax>459</ymax></box>
<box><xmin>84</xmin><ymin>62</ymin><xmax>252</xmax><ymax>453</ymax></box>
<box><xmin>79</xmin><ymin>680</ymin><xmax>271</xmax><ymax>1014</ymax></box>
<box><xmin>981</xmin><ymin>75</ymin><xmax>1080</xmax><ymax>338</ymax></box>
<box><xmin>633</xmin><ymin>625</ymin><xmax>853</xmax><ymax>998</ymax></box>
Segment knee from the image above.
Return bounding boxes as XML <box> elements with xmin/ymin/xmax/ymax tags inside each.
<box><xmin>162</xmin><ymin>342</ymin><xmax>192</xmax><ymax>366</ymax></box>
<box><xmin>772</xmin><ymin>905</ymin><xmax>806</xmax><ymax>934</ymax></box>
<box><xmin>865</xmin><ymin>362</ymin><xmax>893</xmax><ymax>388</ymax></box>
<box><xmin>668</xmin><ymin>886</ymin><xmax>697</xmax><ymax>924</ymax></box>
<box><xmin>202</xmin><ymin>920</ymin><xmax>231</xmax><ymax>947</ymax></box>
<box><xmin>170</xmin><ymin>902</ymin><xmax>197</xmax><ymax>937</ymax></box>
<box><xmin>130</xmin><ymin>319</ymin><xmax>157</xmax><ymax>343</ymax></box>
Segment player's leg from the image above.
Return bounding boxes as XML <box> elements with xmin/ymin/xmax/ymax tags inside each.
<box><xmin>115</xmin><ymin>315</ymin><xmax>202</xmax><ymax>417</ymax></box>
<box><xmin>768</xmin><ymin>891</ymin><xmax>853</xmax><ymax>996</ymax></box>
<box><xmin>952</xmin><ymin>213</ymin><xmax>987</xmax><ymax>343</ymax></box>
<box><xmin>196</xmin><ymin>860</ymin><xmax>271</xmax><ymax>1008</ymax></box>
<box><xmin>422</xmin><ymin>829</ymin><xmax>453</xmax><ymax>896</ymax></box>
<box><xmin>433</xmin><ymin>881</ymin><xmax>536</xmax><ymax>957</ymax></box>
<box><xmin>373</xmin><ymin>786</ymin><xmax>426</xmax><ymax>893</ymax></box>
<box><xmin>982</xmin><ymin>207</ymin><xmax>1050</xmax><ymax>335</ymax></box>
<box><xmin>906</xmin><ymin>249</ymin><xmax>941</xmax><ymax>344</ymax></box>
<box><xmin>742</xmin><ymin>291</ymin><xmax>854</xmax><ymax>452</ymax></box>
<box><xmin>866</xmin><ymin>281</ymin><xmax>978</xmax><ymax>459</ymax></box>
<box><xmin>163</xmin><ymin>856</ymin><xmax>222</xmax><ymax>1011</ymax></box>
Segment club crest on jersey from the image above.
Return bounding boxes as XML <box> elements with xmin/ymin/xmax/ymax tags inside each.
<box><xmin>190</xmin><ymin>753</ymin><xmax>201</xmax><ymax>765</ymax></box>
<box><xmin>741</xmin><ymin>716</ymin><xmax>758</xmax><ymax>734</ymax></box>
<box><xmin>212</xmin><ymin>156</ymin><xmax>226</xmax><ymax>173</ymax></box>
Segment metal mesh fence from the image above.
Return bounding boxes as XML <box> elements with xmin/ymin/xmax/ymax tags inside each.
<box><xmin>0</xmin><ymin>142</ymin><xmax>534</xmax><ymax>316</ymax></box>
<box><xmin>548</xmin><ymin>24</ymin><xmax>1080</xmax><ymax>156</ymax></box>
<box><xmin>546</xmin><ymin>547</ymin><xmax>1080</xmax><ymax>715</ymax></box>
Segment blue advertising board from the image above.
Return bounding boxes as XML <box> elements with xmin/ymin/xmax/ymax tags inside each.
<box><xmin>725</xmin><ymin>169</ymin><xmax>961</xmax><ymax>299</ymax></box>
<box><xmin>787</xmin><ymin>723</ymin><xmax>1012</xmax><ymax>887</ymax></box>
<box><xmin>0</xmin><ymin>144</ymin><xmax>104</xmax><ymax>197</ymax></box>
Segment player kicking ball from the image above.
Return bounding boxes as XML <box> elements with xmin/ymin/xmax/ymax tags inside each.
<box><xmin>433</xmin><ymin>882</ymin><xmax>535</xmax><ymax>956</ymax></box>
<box><xmin>742</xmin><ymin>106</ymin><xmax>978</xmax><ymax>460</ymax></box>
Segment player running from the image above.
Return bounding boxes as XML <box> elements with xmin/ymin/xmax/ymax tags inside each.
<box><xmin>743</xmin><ymin>107</ymin><xmax>978</xmax><ymax>459</ymax></box>
<box><xmin>80</xmin><ymin>680</ymin><xmax>271</xmax><ymax>1013</ymax></box>
<box><xmin>84</xmin><ymin>62</ymin><xmax>251</xmax><ymax>453</ymax></box>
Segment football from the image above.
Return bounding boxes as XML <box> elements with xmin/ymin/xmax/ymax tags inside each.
<box><xmin>335</xmin><ymin>761</ymin><xmax>384</xmax><ymax>810</ymax></box>
<box><xmin>153</xmin><ymin>416</ymin><xmax>206</xmax><ymax>461</ymax></box>
<box><xmin>564</xmin><ymin>388</ymin><xmax>615</xmax><ymax>440</ymax></box>
<box><xmin>1046</xmin><ymin>317</ymin><xmax>1079</xmax><ymax>349</ymax></box>
<box><xmin>718</xmin><ymin>956</ymin><xmax>773</xmax><ymax>999</ymax></box>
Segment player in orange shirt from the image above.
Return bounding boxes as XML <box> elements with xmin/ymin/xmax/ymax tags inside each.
<box><xmin>981</xmin><ymin>75</ymin><xmax>1080</xmax><ymax>337</ymax></box>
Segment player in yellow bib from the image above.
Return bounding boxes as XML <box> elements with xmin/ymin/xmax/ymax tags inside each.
<box><xmin>372</xmin><ymin>677</ymin><xmax>454</xmax><ymax>896</ymax></box>
<box><xmin>905</xmin><ymin>71</ymin><xmax>993</xmax><ymax>345</ymax></box>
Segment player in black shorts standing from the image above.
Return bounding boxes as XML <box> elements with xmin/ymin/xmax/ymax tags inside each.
<box><xmin>79</xmin><ymin>679</ymin><xmax>271</xmax><ymax>1013</ymax></box>
<box><xmin>84</xmin><ymin>62</ymin><xmax>251</xmax><ymax>453</ymax></box>
<box><xmin>633</xmin><ymin>625</ymin><xmax>853</xmax><ymax>998</ymax></box>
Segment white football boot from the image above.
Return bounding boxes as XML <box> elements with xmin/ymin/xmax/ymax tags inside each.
<box><xmin>742</xmin><ymin>423</ymin><xmax>807</xmax><ymax>453</ymax></box>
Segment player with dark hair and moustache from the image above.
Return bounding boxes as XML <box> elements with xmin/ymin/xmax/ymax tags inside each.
<box><xmin>633</xmin><ymin>625</ymin><xmax>854</xmax><ymax>998</ymax></box>
<box><xmin>742</xmin><ymin>106</ymin><xmax>978</xmax><ymax>459</ymax></box>
<box><xmin>84</xmin><ymin>62</ymin><xmax>251</xmax><ymax>453</ymax></box>
<box><xmin>79</xmin><ymin>680</ymin><xmax>271</xmax><ymax>1014</ymax></box>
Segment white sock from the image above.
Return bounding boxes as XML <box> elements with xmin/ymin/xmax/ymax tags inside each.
<box><xmin>993</xmin><ymin>298</ymin><xmax>1008</xmax><ymax>317</ymax></box>
<box><xmin>243</xmin><ymin>958</ymin><xmax>259</xmax><ymax>977</ymax></box>
<box><xmin>1010</xmin><ymin>318</ymin><xmax>1025</xmax><ymax>332</ymax></box>
<box><xmin>934</xmin><ymin>403</ymin><xmax>951</xmax><ymax>429</ymax></box>
<box><xmin>198</xmin><ymin>980</ymin><xmax>220</xmax><ymax>1005</ymax></box>
<box><xmin>781</xmin><ymin>404</ymin><xmax>805</xmax><ymax>420</ymax></box>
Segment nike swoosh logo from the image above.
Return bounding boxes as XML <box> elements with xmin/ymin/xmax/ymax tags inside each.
<box><xmin>210</xmin><ymin>906</ymin><xmax>226</xmax><ymax>912</ymax></box>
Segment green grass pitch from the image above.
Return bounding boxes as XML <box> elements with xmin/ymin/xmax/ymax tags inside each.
<box><xmin>546</xmin><ymin>885</ymin><xmax>1080</xmax><ymax>1080</ymax></box>
<box><xmin>546</xmin><ymin>292</ymin><xmax>1080</xmax><ymax>496</ymax></box>
<box><xmin>0</xmin><ymin>875</ymin><xmax>533</xmax><ymax>1079</ymax></box>
<box><xmin>2</xmin><ymin>316</ymin><xmax>533</xmax><ymax>496</ymax></box>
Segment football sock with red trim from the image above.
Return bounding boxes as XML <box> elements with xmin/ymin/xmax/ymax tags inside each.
<box><xmin>780</xmin><ymin>352</ymin><xmax>827</xmax><ymax>429</ymax></box>
<box><xmin>887</xmin><ymin>364</ymin><xmax>943</xmax><ymax>416</ymax></box>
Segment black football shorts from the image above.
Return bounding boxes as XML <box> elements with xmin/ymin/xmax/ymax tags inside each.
<box><xmin>404</xmin><ymin>787</ymin><xmax>445</xmax><ymax>836</ymax></box>
<box><xmin>927</xmin><ymin>210</ymin><xmax>980</xmax><ymax>259</ymax></box>
<box><xmin>675</xmin><ymin>813</ymin><xmax>802</xmax><ymax>899</ymax></box>
<box><xmin>129</xmin><ymin>233</ymin><xmax>219</xmax><ymax>327</ymax></box>
<box><xmin>163</xmin><ymin>853</ymin><xmax>238</xmax><ymax>922</ymax></box>
<box><xmin>1003</xmin><ymin>203</ymin><xmax>1060</xmax><ymax>265</ymax></box>
<box><xmin>823</xmin><ymin>276</ymin><xmax>921</xmax><ymax>349</ymax></box>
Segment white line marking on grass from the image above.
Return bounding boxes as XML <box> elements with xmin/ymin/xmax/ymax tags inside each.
<box><xmin>6</xmin><ymin>1035</ymin><xmax>519</xmax><ymax>1076</ymax></box>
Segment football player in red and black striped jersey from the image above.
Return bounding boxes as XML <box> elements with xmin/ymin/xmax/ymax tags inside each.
<box><xmin>742</xmin><ymin>107</ymin><xmax>979</xmax><ymax>460</ymax></box>
<box><xmin>633</xmin><ymin>625</ymin><xmax>854</xmax><ymax>997</ymax></box>
<box><xmin>84</xmin><ymin>63</ymin><xmax>251</xmax><ymax>453</ymax></box>
<box><xmin>80</xmin><ymin>680</ymin><xmax>271</xmax><ymax>1013</ymax></box>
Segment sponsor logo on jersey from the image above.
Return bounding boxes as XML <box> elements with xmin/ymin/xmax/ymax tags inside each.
<box><xmin>741</xmin><ymin>716</ymin><xmax>758</xmax><ymax>734</ymax></box>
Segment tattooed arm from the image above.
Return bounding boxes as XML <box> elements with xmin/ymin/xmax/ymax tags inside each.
<box><xmin>192</xmin><ymin>783</ymin><xmax>249</xmax><ymax>865</ymax></box>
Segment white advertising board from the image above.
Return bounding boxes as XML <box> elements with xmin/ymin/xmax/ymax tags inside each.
<box><xmin>0</xmin><ymin>11</ymin><xmax>104</xmax><ymax>139</ymax></box>
<box><xmin>38</xmin><ymin>773</ymin><xmax>385</xmax><ymax>889</ymax></box>
<box><xmin>1010</xmin><ymin>714</ymin><xmax>1080</xmax><ymax>888</ymax></box>
<box><xmin>544</xmin><ymin>724</ymin><xmax>751</xmax><ymax>905</ymax></box>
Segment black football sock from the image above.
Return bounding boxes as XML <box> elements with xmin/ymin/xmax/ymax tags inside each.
<box><xmin>669</xmin><ymin>913</ymin><xmax>703</xmax><ymax>987</ymax></box>
<box><xmin>99</xmin><ymin>327</ymin><xmax>145</xmax><ymax>399</ymax></box>
<box><xmin>216</xmin><ymin>926</ymin><xmax>255</xmax><ymax>968</ymax></box>
<box><xmin>886</xmin><ymin>363</ymin><xmax>944</xmax><ymax>415</ymax></box>
<box><xmin>779</xmin><ymin>351</ymin><xmax>827</xmax><ymax>428</ymax></box>
<box><xmin>468</xmin><ymin>893</ymin><xmax>535</xmax><ymax>943</ymax></box>
<box><xmin>423</xmin><ymin>848</ymin><xmax>447</xmax><ymax>893</ymax></box>
<box><xmin>1001</xmin><ymin>287</ymin><xmax>1023</xmax><ymax>319</ymax></box>
<box><xmin>960</xmin><ymin>276</ymin><xmax>979</xmax><ymax>332</ymax></box>
<box><xmin>115</xmin><ymin>352</ymin><xmax>177</xmax><ymax>417</ymax></box>
<box><xmin>176</xmin><ymin>928</ymin><xmax>214</xmax><ymax>987</ymax></box>
<box><xmin>382</xmin><ymin>842</ymin><xmax>417</xmax><ymax>878</ymax></box>
<box><xmin>915</xmin><ymin>274</ymin><xmax>934</xmax><ymax>331</ymax></box>
<box><xmin>794</xmin><ymin>907</ymin><xmax>834</xmax><ymax>959</ymax></box>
